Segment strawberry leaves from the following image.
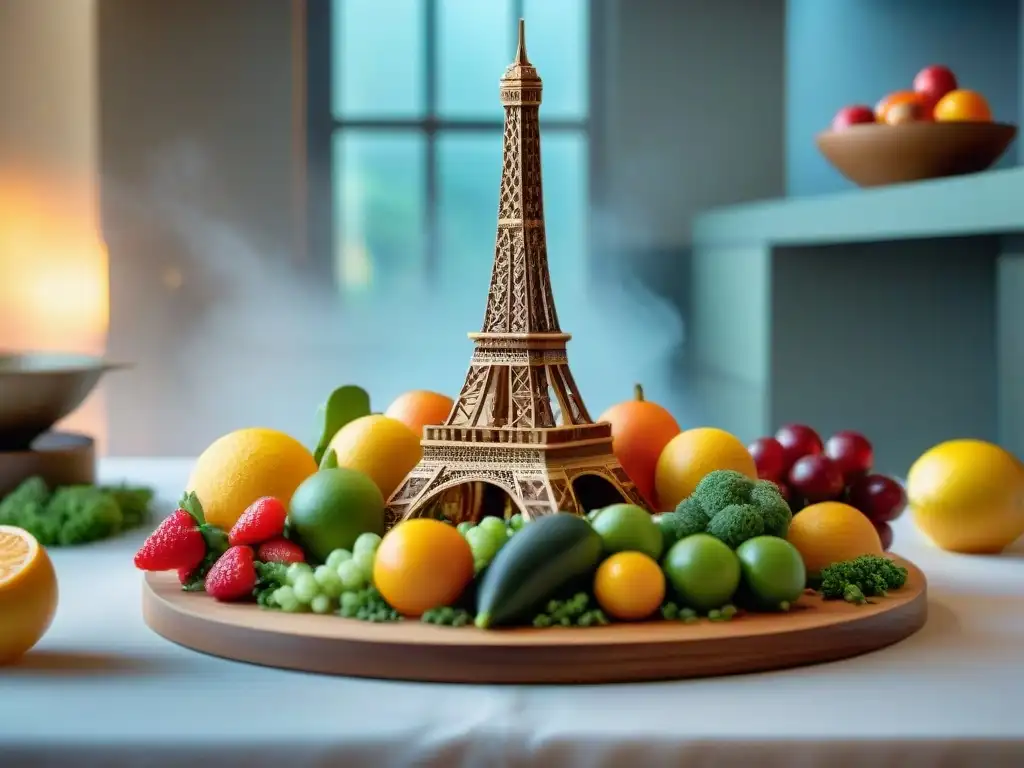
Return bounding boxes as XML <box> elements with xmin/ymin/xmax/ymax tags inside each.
<box><xmin>313</xmin><ymin>385</ymin><xmax>371</xmax><ymax>465</ymax></box>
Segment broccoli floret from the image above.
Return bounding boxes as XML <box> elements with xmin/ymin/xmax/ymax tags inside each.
<box><xmin>706</xmin><ymin>503</ymin><xmax>764</xmax><ymax>549</ymax></box>
<box><xmin>663</xmin><ymin>497</ymin><xmax>711</xmax><ymax>544</ymax></box>
<box><xmin>100</xmin><ymin>484</ymin><xmax>154</xmax><ymax>530</ymax></box>
<box><xmin>819</xmin><ymin>555</ymin><xmax>909</xmax><ymax>601</ymax></box>
<box><xmin>48</xmin><ymin>486</ymin><xmax>124</xmax><ymax>546</ymax></box>
<box><xmin>749</xmin><ymin>480</ymin><xmax>793</xmax><ymax>538</ymax></box>
<box><xmin>0</xmin><ymin>477</ymin><xmax>57</xmax><ymax>544</ymax></box>
<box><xmin>693</xmin><ymin>470</ymin><xmax>756</xmax><ymax>517</ymax></box>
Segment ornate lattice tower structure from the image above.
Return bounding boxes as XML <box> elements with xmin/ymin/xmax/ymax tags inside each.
<box><xmin>385</xmin><ymin>20</ymin><xmax>646</xmax><ymax>527</ymax></box>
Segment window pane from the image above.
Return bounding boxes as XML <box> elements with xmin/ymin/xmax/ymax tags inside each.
<box><xmin>524</xmin><ymin>0</ymin><xmax>589</xmax><ymax>120</ymax></box>
<box><xmin>437</xmin><ymin>132</ymin><xmax>502</xmax><ymax>291</ymax></box>
<box><xmin>436</xmin><ymin>130</ymin><xmax>588</xmax><ymax>306</ymax></box>
<box><xmin>437</xmin><ymin>0</ymin><xmax>514</xmax><ymax>119</ymax></box>
<box><xmin>333</xmin><ymin>130</ymin><xmax>427</xmax><ymax>299</ymax></box>
<box><xmin>333</xmin><ymin>0</ymin><xmax>425</xmax><ymax>118</ymax></box>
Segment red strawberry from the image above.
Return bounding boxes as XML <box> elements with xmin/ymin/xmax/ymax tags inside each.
<box><xmin>177</xmin><ymin>567</ymin><xmax>192</xmax><ymax>585</ymax></box>
<box><xmin>134</xmin><ymin>508</ymin><xmax>206</xmax><ymax>572</ymax></box>
<box><xmin>228</xmin><ymin>496</ymin><xmax>288</xmax><ymax>546</ymax></box>
<box><xmin>257</xmin><ymin>537</ymin><xmax>306</xmax><ymax>564</ymax></box>
<box><xmin>205</xmin><ymin>545</ymin><xmax>257</xmax><ymax>602</ymax></box>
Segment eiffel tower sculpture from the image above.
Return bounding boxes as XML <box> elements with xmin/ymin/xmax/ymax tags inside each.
<box><xmin>385</xmin><ymin>20</ymin><xmax>647</xmax><ymax>527</ymax></box>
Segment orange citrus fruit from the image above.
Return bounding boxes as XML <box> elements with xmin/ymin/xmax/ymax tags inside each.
<box><xmin>384</xmin><ymin>390</ymin><xmax>454</xmax><ymax>438</ymax></box>
<box><xmin>906</xmin><ymin>439</ymin><xmax>1024</xmax><ymax>554</ymax></box>
<box><xmin>593</xmin><ymin>551</ymin><xmax>665</xmax><ymax>621</ymax></box>
<box><xmin>0</xmin><ymin>526</ymin><xmax>59</xmax><ymax>665</ymax></box>
<box><xmin>598</xmin><ymin>384</ymin><xmax>682</xmax><ymax>508</ymax></box>
<box><xmin>654</xmin><ymin>427</ymin><xmax>757</xmax><ymax>512</ymax></box>
<box><xmin>933</xmin><ymin>89</ymin><xmax>992</xmax><ymax>122</ymax></box>
<box><xmin>188</xmin><ymin>428</ymin><xmax>318</xmax><ymax>530</ymax></box>
<box><xmin>787</xmin><ymin>501</ymin><xmax>882</xmax><ymax>575</ymax></box>
<box><xmin>373</xmin><ymin>519</ymin><xmax>475</xmax><ymax>616</ymax></box>
<box><xmin>327</xmin><ymin>414</ymin><xmax>423</xmax><ymax>501</ymax></box>
<box><xmin>875</xmin><ymin>90</ymin><xmax>934</xmax><ymax>122</ymax></box>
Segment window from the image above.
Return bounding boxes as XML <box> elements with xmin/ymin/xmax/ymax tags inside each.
<box><xmin>306</xmin><ymin>0</ymin><xmax>592</xmax><ymax>300</ymax></box>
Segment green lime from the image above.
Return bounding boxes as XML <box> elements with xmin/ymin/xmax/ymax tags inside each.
<box><xmin>662</xmin><ymin>533</ymin><xmax>740</xmax><ymax>611</ymax></box>
<box><xmin>735</xmin><ymin>536</ymin><xmax>806</xmax><ymax>610</ymax></box>
<box><xmin>288</xmin><ymin>468</ymin><xmax>385</xmax><ymax>563</ymax></box>
<box><xmin>589</xmin><ymin>503</ymin><xmax>663</xmax><ymax>560</ymax></box>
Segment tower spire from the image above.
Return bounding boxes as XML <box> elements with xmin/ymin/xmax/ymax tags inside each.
<box><xmin>514</xmin><ymin>17</ymin><xmax>528</xmax><ymax>64</ymax></box>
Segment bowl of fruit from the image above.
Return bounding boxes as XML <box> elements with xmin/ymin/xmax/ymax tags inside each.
<box><xmin>818</xmin><ymin>65</ymin><xmax>1017</xmax><ymax>188</ymax></box>
<box><xmin>748</xmin><ymin>424</ymin><xmax>906</xmax><ymax>552</ymax></box>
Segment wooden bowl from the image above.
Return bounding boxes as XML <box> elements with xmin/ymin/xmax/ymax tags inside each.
<box><xmin>816</xmin><ymin>121</ymin><xmax>1017</xmax><ymax>187</ymax></box>
<box><xmin>0</xmin><ymin>352</ymin><xmax>126</xmax><ymax>450</ymax></box>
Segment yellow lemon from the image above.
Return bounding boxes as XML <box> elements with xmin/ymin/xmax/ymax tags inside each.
<box><xmin>0</xmin><ymin>526</ymin><xmax>59</xmax><ymax>665</ymax></box>
<box><xmin>787</xmin><ymin>501</ymin><xmax>882</xmax><ymax>575</ymax></box>
<box><xmin>326</xmin><ymin>414</ymin><xmax>422</xmax><ymax>501</ymax></box>
<box><xmin>187</xmin><ymin>428</ymin><xmax>318</xmax><ymax>530</ymax></box>
<box><xmin>906</xmin><ymin>439</ymin><xmax>1024</xmax><ymax>554</ymax></box>
<box><xmin>593</xmin><ymin>551</ymin><xmax>666</xmax><ymax>621</ymax></box>
<box><xmin>654</xmin><ymin>427</ymin><xmax>757</xmax><ymax>511</ymax></box>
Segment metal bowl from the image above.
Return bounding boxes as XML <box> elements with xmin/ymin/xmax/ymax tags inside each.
<box><xmin>0</xmin><ymin>352</ymin><xmax>126</xmax><ymax>450</ymax></box>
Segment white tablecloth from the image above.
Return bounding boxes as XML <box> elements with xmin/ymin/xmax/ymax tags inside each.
<box><xmin>2</xmin><ymin>458</ymin><xmax>1023</xmax><ymax>767</ymax></box>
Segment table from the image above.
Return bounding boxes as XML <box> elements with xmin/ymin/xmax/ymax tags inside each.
<box><xmin>3</xmin><ymin>458</ymin><xmax>1024</xmax><ymax>767</ymax></box>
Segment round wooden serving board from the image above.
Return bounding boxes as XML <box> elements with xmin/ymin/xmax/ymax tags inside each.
<box><xmin>142</xmin><ymin>557</ymin><xmax>927</xmax><ymax>684</ymax></box>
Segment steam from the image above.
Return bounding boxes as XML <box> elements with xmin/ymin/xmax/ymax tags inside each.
<box><xmin>104</xmin><ymin>140</ymin><xmax>685</xmax><ymax>452</ymax></box>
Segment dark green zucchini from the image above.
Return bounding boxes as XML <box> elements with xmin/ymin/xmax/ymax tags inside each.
<box><xmin>474</xmin><ymin>513</ymin><xmax>602</xmax><ymax>629</ymax></box>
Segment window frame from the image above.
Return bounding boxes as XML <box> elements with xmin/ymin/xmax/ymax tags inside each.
<box><xmin>303</xmin><ymin>0</ymin><xmax>608</xmax><ymax>287</ymax></box>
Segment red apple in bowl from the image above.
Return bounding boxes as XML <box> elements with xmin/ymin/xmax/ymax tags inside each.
<box><xmin>832</xmin><ymin>105</ymin><xmax>876</xmax><ymax>131</ymax></box>
<box><xmin>913</xmin><ymin>65</ymin><xmax>958</xmax><ymax>104</ymax></box>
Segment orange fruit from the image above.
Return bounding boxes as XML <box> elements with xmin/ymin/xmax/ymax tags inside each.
<box><xmin>654</xmin><ymin>427</ymin><xmax>757</xmax><ymax>512</ymax></box>
<box><xmin>188</xmin><ymin>428</ymin><xmax>318</xmax><ymax>530</ymax></box>
<box><xmin>906</xmin><ymin>439</ymin><xmax>1024</xmax><ymax>554</ymax></box>
<box><xmin>373</xmin><ymin>519</ymin><xmax>475</xmax><ymax>616</ymax></box>
<box><xmin>875</xmin><ymin>90</ymin><xmax>934</xmax><ymax>122</ymax></box>
<box><xmin>787</xmin><ymin>502</ymin><xmax>882</xmax><ymax>575</ymax></box>
<box><xmin>0</xmin><ymin>526</ymin><xmax>59</xmax><ymax>665</ymax></box>
<box><xmin>598</xmin><ymin>384</ymin><xmax>681</xmax><ymax>507</ymax></box>
<box><xmin>327</xmin><ymin>414</ymin><xmax>423</xmax><ymax>501</ymax></box>
<box><xmin>933</xmin><ymin>89</ymin><xmax>992</xmax><ymax>122</ymax></box>
<box><xmin>593</xmin><ymin>551</ymin><xmax>665</xmax><ymax>621</ymax></box>
<box><xmin>384</xmin><ymin>390</ymin><xmax>454</xmax><ymax>438</ymax></box>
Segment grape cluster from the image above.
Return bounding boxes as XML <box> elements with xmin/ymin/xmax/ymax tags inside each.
<box><xmin>421</xmin><ymin>606</ymin><xmax>473</xmax><ymax>627</ymax></box>
<box><xmin>265</xmin><ymin>532</ymin><xmax>400</xmax><ymax>621</ymax></box>
<box><xmin>660</xmin><ymin>601</ymin><xmax>738</xmax><ymax>622</ymax></box>
<box><xmin>457</xmin><ymin>513</ymin><xmax>524</xmax><ymax>573</ymax></box>
<box><xmin>532</xmin><ymin>593</ymin><xmax>609</xmax><ymax>628</ymax></box>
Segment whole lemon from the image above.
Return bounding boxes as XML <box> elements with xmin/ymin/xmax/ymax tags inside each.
<box><xmin>906</xmin><ymin>439</ymin><xmax>1024</xmax><ymax>554</ymax></box>
<box><xmin>326</xmin><ymin>414</ymin><xmax>423</xmax><ymax>501</ymax></box>
<box><xmin>654</xmin><ymin>427</ymin><xmax>757</xmax><ymax>511</ymax></box>
<box><xmin>787</xmin><ymin>501</ymin><xmax>882</xmax><ymax>575</ymax></box>
<box><xmin>0</xmin><ymin>526</ymin><xmax>59</xmax><ymax>665</ymax></box>
<box><xmin>188</xmin><ymin>428</ymin><xmax>318</xmax><ymax>530</ymax></box>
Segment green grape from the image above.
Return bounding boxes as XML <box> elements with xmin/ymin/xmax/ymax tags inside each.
<box><xmin>721</xmin><ymin>604</ymin><xmax>738</xmax><ymax>619</ymax></box>
<box><xmin>533</xmin><ymin>615</ymin><xmax>553</xmax><ymax>628</ymax></box>
<box><xmin>292</xmin><ymin>573</ymin><xmax>319</xmax><ymax>604</ymax></box>
<box><xmin>508</xmin><ymin>513</ymin><xmax>524</xmax><ymax>531</ymax></box>
<box><xmin>273</xmin><ymin>585</ymin><xmax>301</xmax><ymax>613</ymax></box>
<box><xmin>352</xmin><ymin>549</ymin><xmax>376</xmax><ymax>579</ymax></box>
<box><xmin>465</xmin><ymin>526</ymin><xmax>501</xmax><ymax>566</ymax></box>
<box><xmin>337</xmin><ymin>559</ymin><xmax>368</xmax><ymax>591</ymax></box>
<box><xmin>325</xmin><ymin>549</ymin><xmax>353</xmax><ymax>569</ymax></box>
<box><xmin>285</xmin><ymin>562</ymin><xmax>313</xmax><ymax>586</ymax></box>
<box><xmin>310</xmin><ymin>594</ymin><xmax>333</xmax><ymax>614</ymax></box>
<box><xmin>451</xmin><ymin>613</ymin><xmax>469</xmax><ymax>627</ymax></box>
<box><xmin>457</xmin><ymin>522</ymin><xmax>474</xmax><ymax>536</ymax></box>
<box><xmin>707</xmin><ymin>609</ymin><xmax>722</xmax><ymax>621</ymax></box>
<box><xmin>661</xmin><ymin>602</ymin><xmax>680</xmax><ymax>620</ymax></box>
<box><xmin>680</xmin><ymin>607</ymin><xmax>698</xmax><ymax>621</ymax></box>
<box><xmin>352</xmin><ymin>532</ymin><xmax>382</xmax><ymax>556</ymax></box>
<box><xmin>314</xmin><ymin>565</ymin><xmax>344</xmax><ymax>599</ymax></box>
<box><xmin>478</xmin><ymin>516</ymin><xmax>507</xmax><ymax>540</ymax></box>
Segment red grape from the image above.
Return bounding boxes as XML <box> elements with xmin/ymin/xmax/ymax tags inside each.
<box><xmin>824</xmin><ymin>431</ymin><xmax>874</xmax><ymax>481</ymax></box>
<box><xmin>788</xmin><ymin>454</ymin><xmax>845</xmax><ymax>502</ymax></box>
<box><xmin>748</xmin><ymin>437</ymin><xmax>787</xmax><ymax>482</ymax></box>
<box><xmin>774</xmin><ymin>424</ymin><xmax>823</xmax><ymax>471</ymax></box>
<box><xmin>847</xmin><ymin>474</ymin><xmax>906</xmax><ymax>524</ymax></box>
<box><xmin>874</xmin><ymin>521</ymin><xmax>893</xmax><ymax>551</ymax></box>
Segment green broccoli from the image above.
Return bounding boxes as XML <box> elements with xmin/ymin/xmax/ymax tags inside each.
<box><xmin>659</xmin><ymin>497</ymin><xmax>710</xmax><ymax>547</ymax></box>
<box><xmin>48</xmin><ymin>486</ymin><xmax>124</xmax><ymax>546</ymax></box>
<box><xmin>819</xmin><ymin>555</ymin><xmax>909</xmax><ymax>602</ymax></box>
<box><xmin>749</xmin><ymin>480</ymin><xmax>793</xmax><ymax>538</ymax></box>
<box><xmin>692</xmin><ymin>470</ymin><xmax>756</xmax><ymax>516</ymax></box>
<box><xmin>100</xmin><ymin>484</ymin><xmax>154</xmax><ymax>529</ymax></box>
<box><xmin>0</xmin><ymin>477</ymin><xmax>57</xmax><ymax>544</ymax></box>
<box><xmin>706</xmin><ymin>503</ymin><xmax>764</xmax><ymax>549</ymax></box>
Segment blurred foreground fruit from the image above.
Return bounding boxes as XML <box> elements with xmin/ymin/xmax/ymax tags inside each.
<box><xmin>774</xmin><ymin>424</ymin><xmax>823</xmax><ymax>473</ymax></box>
<box><xmin>654</xmin><ymin>427</ymin><xmax>757</xmax><ymax>512</ymax></box>
<box><xmin>598</xmin><ymin>384</ymin><xmax>681</xmax><ymax>507</ymax></box>
<box><xmin>831</xmin><ymin>105</ymin><xmax>875</xmax><ymax>130</ymax></box>
<box><xmin>593</xmin><ymin>551</ymin><xmax>665</xmax><ymax>621</ymax></box>
<box><xmin>373</xmin><ymin>519</ymin><xmax>474</xmax><ymax>617</ymax></box>
<box><xmin>188</xmin><ymin>428</ymin><xmax>318</xmax><ymax>530</ymax></box>
<box><xmin>0</xmin><ymin>526</ymin><xmax>58</xmax><ymax>665</ymax></box>
<box><xmin>327</xmin><ymin>414</ymin><xmax>423</xmax><ymax>500</ymax></box>
<box><xmin>913</xmin><ymin>65</ymin><xmax>958</xmax><ymax>103</ymax></box>
<box><xmin>384</xmin><ymin>390</ymin><xmax>454</xmax><ymax>438</ymax></box>
<box><xmin>787</xmin><ymin>501</ymin><xmax>883</xmax><ymax>575</ymax></box>
<box><xmin>906</xmin><ymin>439</ymin><xmax>1024</xmax><ymax>554</ymax></box>
<box><xmin>933</xmin><ymin>90</ymin><xmax>992</xmax><ymax>122</ymax></box>
<box><xmin>875</xmin><ymin>90</ymin><xmax>934</xmax><ymax>122</ymax></box>
<box><xmin>288</xmin><ymin>467</ymin><xmax>385</xmax><ymax>563</ymax></box>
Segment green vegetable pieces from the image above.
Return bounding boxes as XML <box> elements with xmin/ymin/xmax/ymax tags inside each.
<box><xmin>819</xmin><ymin>555</ymin><xmax>908</xmax><ymax>603</ymax></box>
<box><xmin>0</xmin><ymin>476</ymin><xmax>155</xmax><ymax>547</ymax></box>
<box><xmin>658</xmin><ymin>471</ymin><xmax>793</xmax><ymax>550</ymax></box>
